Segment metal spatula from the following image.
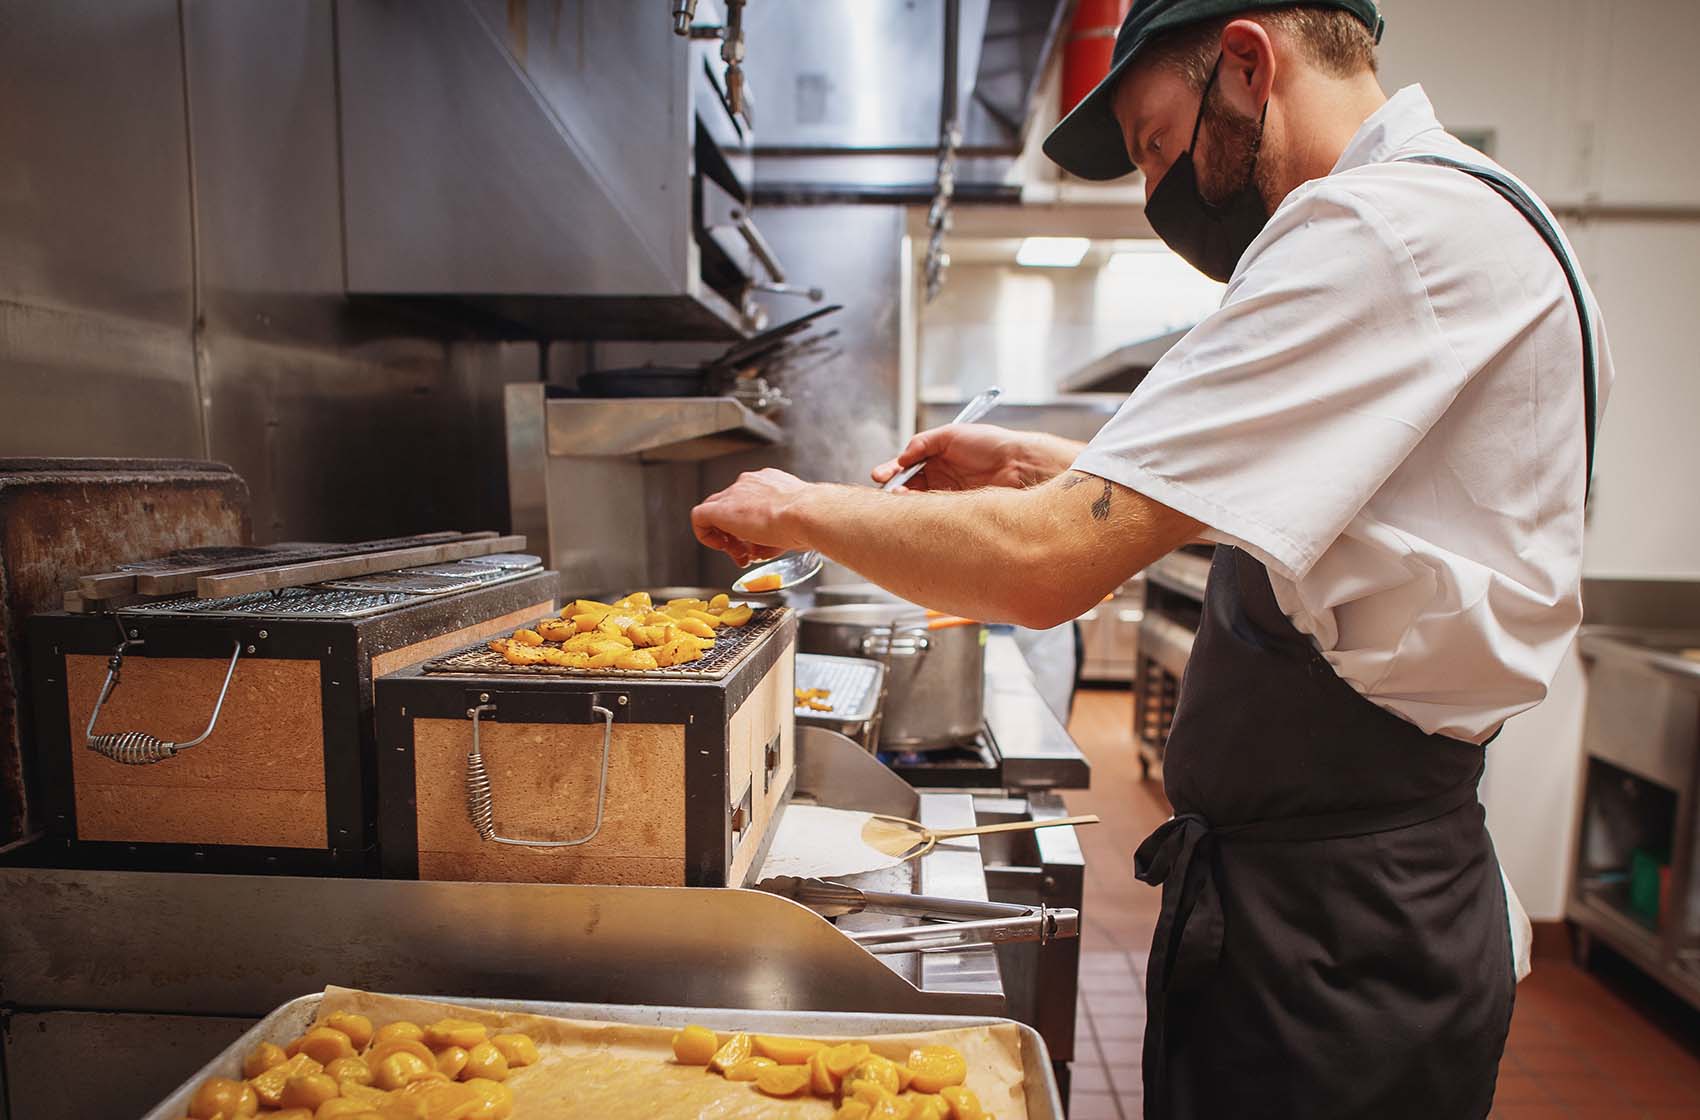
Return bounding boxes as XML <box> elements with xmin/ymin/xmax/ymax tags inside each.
<box><xmin>860</xmin><ymin>812</ymin><xmax>1102</xmax><ymax>863</ymax></box>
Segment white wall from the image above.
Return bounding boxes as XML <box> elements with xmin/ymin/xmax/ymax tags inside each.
<box><xmin>1379</xmin><ymin>0</ymin><xmax>1700</xmax><ymax>918</ymax></box>
<box><xmin>919</xmin><ymin>256</ymin><xmax>1223</xmax><ymax>399</ymax></box>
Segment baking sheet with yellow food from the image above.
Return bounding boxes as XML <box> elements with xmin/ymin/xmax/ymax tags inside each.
<box><xmin>313</xmin><ymin>987</ymin><xmax>1030</xmax><ymax>1120</ymax></box>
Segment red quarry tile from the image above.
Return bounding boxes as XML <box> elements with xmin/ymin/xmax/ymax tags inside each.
<box><xmin>1068</xmin><ymin>1091</ymin><xmax>1122</xmax><ymax>1120</ymax></box>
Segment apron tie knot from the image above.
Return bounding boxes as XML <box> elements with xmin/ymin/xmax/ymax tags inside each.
<box><xmin>1135</xmin><ymin>813</ymin><xmax>1226</xmax><ymax>995</ymax></box>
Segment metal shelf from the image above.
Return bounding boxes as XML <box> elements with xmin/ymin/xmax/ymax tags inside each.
<box><xmin>540</xmin><ymin>395</ymin><xmax>783</xmax><ymax>462</ymax></box>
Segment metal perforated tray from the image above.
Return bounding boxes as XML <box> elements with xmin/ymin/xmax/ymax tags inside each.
<box><xmin>142</xmin><ymin>993</ymin><xmax>1062</xmax><ymax>1120</ymax></box>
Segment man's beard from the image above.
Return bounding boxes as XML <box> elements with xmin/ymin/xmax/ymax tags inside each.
<box><xmin>1196</xmin><ymin>85</ymin><xmax>1277</xmax><ymax>211</ymax></box>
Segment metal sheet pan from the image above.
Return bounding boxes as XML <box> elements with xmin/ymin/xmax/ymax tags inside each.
<box><xmin>141</xmin><ymin>992</ymin><xmax>1062</xmax><ymax>1120</ymax></box>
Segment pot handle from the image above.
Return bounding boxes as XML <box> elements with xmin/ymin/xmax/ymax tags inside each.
<box><xmin>861</xmin><ymin>626</ymin><xmax>930</xmax><ymax>658</ymax></box>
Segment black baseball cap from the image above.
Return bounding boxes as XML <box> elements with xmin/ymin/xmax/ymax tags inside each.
<box><xmin>1042</xmin><ymin>0</ymin><xmax>1385</xmax><ymax>181</ymax></box>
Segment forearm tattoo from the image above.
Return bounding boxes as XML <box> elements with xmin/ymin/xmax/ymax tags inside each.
<box><xmin>1091</xmin><ymin>480</ymin><xmax>1112</xmax><ymax>522</ymax></box>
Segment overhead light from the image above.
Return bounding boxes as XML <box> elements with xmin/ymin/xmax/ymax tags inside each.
<box><xmin>1015</xmin><ymin>237</ymin><xmax>1090</xmax><ymax>268</ymax></box>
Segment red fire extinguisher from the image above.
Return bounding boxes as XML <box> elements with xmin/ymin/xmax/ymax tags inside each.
<box><xmin>1061</xmin><ymin>0</ymin><xmax>1131</xmax><ymax>116</ymax></box>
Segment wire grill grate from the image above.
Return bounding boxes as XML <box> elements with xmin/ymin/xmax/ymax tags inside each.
<box><xmin>121</xmin><ymin>586</ymin><xmax>421</xmax><ymax>619</ymax></box>
<box><xmin>422</xmin><ymin>607</ymin><xmax>790</xmax><ymax>681</ymax></box>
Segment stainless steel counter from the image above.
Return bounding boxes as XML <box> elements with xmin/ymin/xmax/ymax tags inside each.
<box><xmin>1579</xmin><ymin>626</ymin><xmax>1700</xmax><ymax>689</ymax></box>
<box><xmin>983</xmin><ymin>633</ymin><xmax>1091</xmax><ymax>790</ymax></box>
<box><xmin>0</xmin><ymin>729</ymin><xmax>1036</xmax><ymax>1117</ymax></box>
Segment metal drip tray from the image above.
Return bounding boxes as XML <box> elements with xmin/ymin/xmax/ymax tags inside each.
<box><xmin>422</xmin><ymin>607</ymin><xmax>790</xmax><ymax>681</ymax></box>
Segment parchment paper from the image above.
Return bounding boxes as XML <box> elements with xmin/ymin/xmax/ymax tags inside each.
<box><xmin>758</xmin><ymin>804</ymin><xmax>908</xmax><ymax>881</ymax></box>
<box><xmin>313</xmin><ymin>987</ymin><xmax>1029</xmax><ymax>1119</ymax></box>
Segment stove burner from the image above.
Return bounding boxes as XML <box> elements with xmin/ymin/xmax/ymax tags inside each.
<box><xmin>880</xmin><ymin>725</ymin><xmax>1002</xmax><ymax>788</ymax></box>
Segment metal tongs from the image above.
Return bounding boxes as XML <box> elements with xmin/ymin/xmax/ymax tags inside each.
<box><xmin>757</xmin><ymin>875</ymin><xmax>1080</xmax><ymax>956</ymax></box>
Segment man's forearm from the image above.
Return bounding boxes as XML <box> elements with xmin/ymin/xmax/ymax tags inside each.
<box><xmin>780</xmin><ymin>473</ymin><xmax>1201</xmax><ymax>628</ymax></box>
<box><xmin>786</xmin><ymin>485</ymin><xmax>1045</xmax><ymax>623</ymax></box>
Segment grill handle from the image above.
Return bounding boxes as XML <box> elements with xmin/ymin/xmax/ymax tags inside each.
<box><xmin>464</xmin><ymin>699</ymin><xmax>615</xmax><ymax>848</ymax></box>
<box><xmin>85</xmin><ymin>640</ymin><xmax>242</xmax><ymax>765</ymax></box>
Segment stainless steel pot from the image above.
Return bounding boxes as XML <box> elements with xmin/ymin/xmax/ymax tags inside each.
<box><xmin>799</xmin><ymin>604</ymin><xmax>985</xmax><ymax>751</ymax></box>
<box><xmin>814</xmin><ymin>582</ymin><xmax>907</xmax><ymax>607</ymax></box>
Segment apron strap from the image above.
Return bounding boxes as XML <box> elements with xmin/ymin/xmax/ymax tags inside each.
<box><xmin>1134</xmin><ymin>768</ymin><xmax>1483</xmax><ymax>1117</ymax></box>
<box><xmin>1397</xmin><ymin>154</ymin><xmax>1599</xmax><ymax>497</ymax></box>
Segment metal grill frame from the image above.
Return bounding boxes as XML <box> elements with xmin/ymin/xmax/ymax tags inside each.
<box><xmin>421</xmin><ymin>607</ymin><xmax>790</xmax><ymax>683</ymax></box>
<box><xmin>117</xmin><ymin>564</ymin><xmax>541</xmax><ymax>620</ymax></box>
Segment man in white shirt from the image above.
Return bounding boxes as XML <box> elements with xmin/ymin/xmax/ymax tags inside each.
<box><xmin>691</xmin><ymin>2</ymin><xmax>1608</xmax><ymax>1115</ymax></box>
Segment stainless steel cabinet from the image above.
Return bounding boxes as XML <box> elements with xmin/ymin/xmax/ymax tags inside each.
<box><xmin>1568</xmin><ymin>628</ymin><xmax>1700</xmax><ymax>1011</ymax></box>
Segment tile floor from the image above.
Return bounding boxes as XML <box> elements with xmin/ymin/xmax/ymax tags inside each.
<box><xmin>1059</xmin><ymin>688</ymin><xmax>1700</xmax><ymax>1120</ymax></box>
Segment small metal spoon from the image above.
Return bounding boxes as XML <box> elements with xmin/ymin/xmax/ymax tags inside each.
<box><xmin>732</xmin><ymin>386</ymin><xmax>1003</xmax><ymax>594</ymax></box>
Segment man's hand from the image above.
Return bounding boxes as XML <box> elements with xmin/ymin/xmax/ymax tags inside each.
<box><xmin>870</xmin><ymin>424</ymin><xmax>1085</xmax><ymax>492</ymax></box>
<box><xmin>690</xmin><ymin>468</ymin><xmax>813</xmax><ymax>567</ymax></box>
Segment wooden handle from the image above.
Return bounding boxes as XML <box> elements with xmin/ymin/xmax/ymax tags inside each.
<box><xmin>928</xmin><ymin>814</ymin><xmax>1101</xmax><ymax>841</ymax></box>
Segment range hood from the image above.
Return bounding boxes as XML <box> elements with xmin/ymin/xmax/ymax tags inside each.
<box><xmin>748</xmin><ymin>0</ymin><xmax>1073</xmax><ymax>202</ymax></box>
<box><xmin>336</xmin><ymin>0</ymin><xmax>784</xmax><ymax>340</ymax></box>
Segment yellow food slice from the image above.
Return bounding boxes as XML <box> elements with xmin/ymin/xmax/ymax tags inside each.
<box><xmin>809</xmin><ymin>1049</ymin><xmax>839</xmax><ymax>1097</ymax></box>
<box><xmin>510</xmin><ymin>629</ymin><xmax>544</xmax><ymax>647</ymax></box>
<box><xmin>725</xmin><ymin>1056</ymin><xmax>779</xmax><ymax>1081</ymax></box>
<box><xmin>850</xmin><ymin>1057</ymin><xmax>903</xmax><ymax>1095</ymax></box>
<box><xmin>535</xmin><ymin>618</ymin><xmax>575</xmax><ymax>642</ymax></box>
<box><xmin>676</xmin><ymin>617</ymin><xmax>717</xmax><ymax>640</ymax></box>
<box><xmin>373</xmin><ymin>1021</ymin><xmax>426</xmax><ymax>1046</ymax></box>
<box><xmin>251</xmin><ymin>1053</ymin><xmax>325</xmax><ymax>1108</ymax></box>
<box><xmin>295</xmin><ymin>1027</ymin><xmax>357</xmax><ymax>1065</ymax></box>
<box><xmin>905</xmin><ymin>1046</ymin><xmax>967</xmax><ymax>1093</ymax></box>
<box><xmin>489</xmin><ymin>1033</ymin><xmax>539</xmax><ymax>1068</ymax></box>
<box><xmin>823</xmin><ymin>1042</ymin><xmax>871</xmax><ymax>1078</ymax></box>
<box><xmin>322</xmin><ymin>1013</ymin><xmax>374</xmax><ymax>1051</ymax></box>
<box><xmin>495</xmin><ymin>642</ymin><xmax>547</xmax><ymax>666</ymax></box>
<box><xmin>244</xmin><ymin>1041</ymin><xmax>289</xmax><ymax>1079</ymax></box>
<box><xmin>614</xmin><ymin>649</ymin><xmax>659</xmax><ymax>671</ymax></box>
<box><xmin>277</xmin><ymin>1072</ymin><xmax>339</xmax><ymax>1111</ymax></box>
<box><xmin>462</xmin><ymin>1077</ymin><xmax>514</xmax><ymax>1120</ymax></box>
<box><xmin>626</xmin><ymin>623</ymin><xmax>671</xmax><ymax>648</ymax></box>
<box><xmin>672</xmin><ymin>1025</ymin><xmax>720</xmax><ymax>1066</ymax></box>
<box><xmin>709</xmin><ymin>1032</ymin><xmax>753</xmax><ymax>1073</ymax></box>
<box><xmin>905</xmin><ymin>1092</ymin><xmax>948</xmax><ymax>1120</ymax></box>
<box><xmin>584</xmin><ymin>649</ymin><xmax>626</xmax><ymax>669</ymax></box>
<box><xmin>572</xmin><ymin>612</ymin><xmax>608</xmax><ymax>634</ymax></box>
<box><xmin>709</xmin><ymin>593</ymin><xmax>731</xmax><ymax>612</ymax></box>
<box><xmin>939</xmin><ymin>1086</ymin><xmax>985</xmax><ymax>1120</ymax></box>
<box><xmin>539</xmin><ymin>647</ymin><xmax>590</xmax><ymax>668</ymax></box>
<box><xmin>665</xmin><ymin>598</ymin><xmax>708</xmax><ymax>612</ymax></box>
<box><xmin>753</xmin><ymin>1035</ymin><xmax>825</xmax><ymax>1065</ymax></box>
<box><xmin>718</xmin><ymin>604</ymin><xmax>755</xmax><ymax>626</ymax></box>
<box><xmin>754</xmin><ymin>1064</ymin><xmax>813</xmax><ymax>1097</ymax></box>
<box><xmin>189</xmin><ymin>1074</ymin><xmax>255</xmax><ymax>1114</ymax></box>
<box><xmin>742</xmin><ymin>574</ymin><xmax>783</xmax><ymax>593</ymax></box>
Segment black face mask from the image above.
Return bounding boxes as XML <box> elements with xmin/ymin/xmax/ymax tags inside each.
<box><xmin>1144</xmin><ymin>56</ymin><xmax>1270</xmax><ymax>283</ymax></box>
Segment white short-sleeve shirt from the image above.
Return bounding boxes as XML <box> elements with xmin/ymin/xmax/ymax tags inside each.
<box><xmin>1073</xmin><ymin>85</ymin><xmax>1614</xmax><ymax>745</ymax></box>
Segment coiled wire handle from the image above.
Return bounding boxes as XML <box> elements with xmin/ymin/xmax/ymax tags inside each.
<box><xmin>85</xmin><ymin>640</ymin><xmax>243</xmax><ymax>765</ymax></box>
<box><xmin>465</xmin><ymin>701</ymin><xmax>614</xmax><ymax>847</ymax></box>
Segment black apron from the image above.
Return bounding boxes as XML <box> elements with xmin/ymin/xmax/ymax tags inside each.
<box><xmin>1133</xmin><ymin>157</ymin><xmax>1599</xmax><ymax>1120</ymax></box>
